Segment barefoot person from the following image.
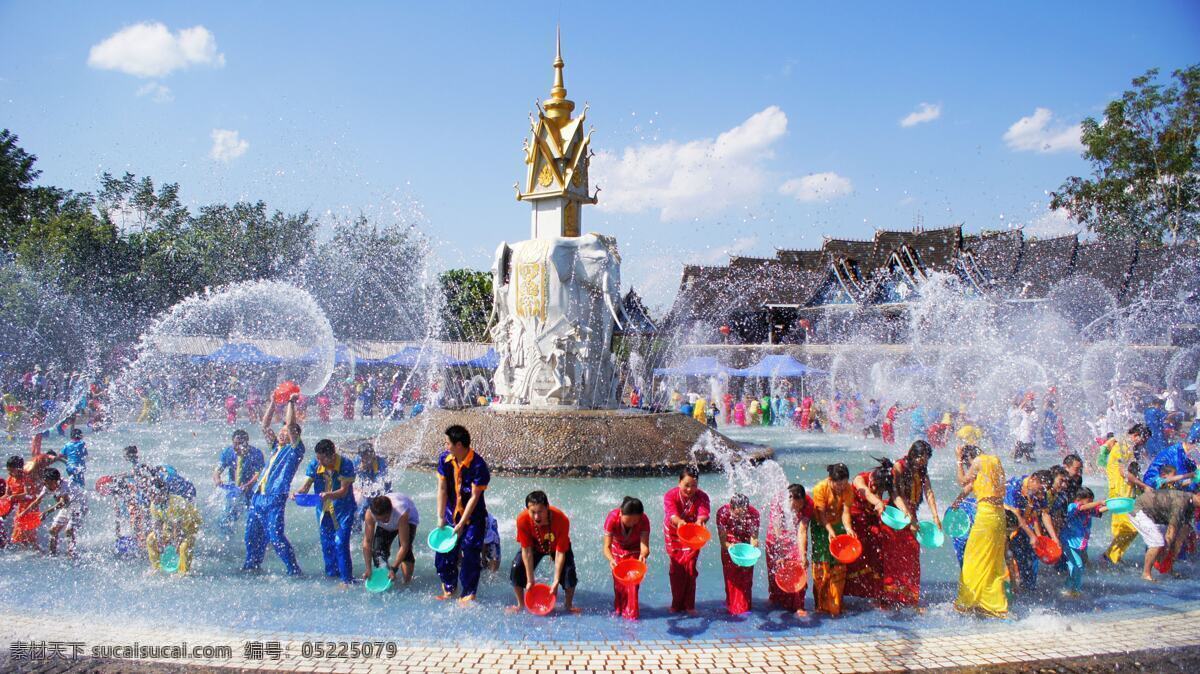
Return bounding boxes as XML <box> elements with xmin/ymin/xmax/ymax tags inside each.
<box><xmin>145</xmin><ymin>478</ymin><xmax>202</xmax><ymax>574</ymax></box>
<box><xmin>766</xmin><ymin>484</ymin><xmax>813</xmax><ymax>617</ymax></box>
<box><xmin>508</xmin><ymin>490</ymin><xmax>579</xmax><ymax>614</ymax></box>
<box><xmin>434</xmin><ymin>425</ymin><xmax>490</xmax><ymax>604</ymax></box>
<box><xmin>810</xmin><ymin>463</ymin><xmax>857</xmax><ymax>616</ymax></box>
<box><xmin>214</xmin><ymin>430</ymin><xmax>264</xmax><ymax>536</ymax></box>
<box><xmin>664</xmin><ymin>465</ymin><xmax>710</xmax><ymax>615</ymax></box>
<box><xmin>1130</xmin><ymin>488</ymin><xmax>1200</xmax><ymax>581</ymax></box>
<box><xmin>1104</xmin><ymin>424</ymin><xmax>1150</xmax><ymax>564</ymax></box>
<box><xmin>297</xmin><ymin>439</ymin><xmax>356</xmax><ymax>585</ymax></box>
<box><xmin>954</xmin><ymin>444</ymin><xmax>1008</xmax><ymax>617</ymax></box>
<box><xmin>361</xmin><ymin>492</ymin><xmax>419</xmax><ymax>585</ymax></box>
<box><xmin>716</xmin><ymin>493</ymin><xmax>760</xmax><ymax>615</ymax></box>
<box><xmin>242</xmin><ymin>393</ymin><xmax>303</xmax><ymax>576</ymax></box>
<box><xmin>23</xmin><ymin>467</ymin><xmax>85</xmax><ymax>556</ymax></box>
<box><xmin>602</xmin><ymin>496</ymin><xmax>650</xmax><ymax>620</ymax></box>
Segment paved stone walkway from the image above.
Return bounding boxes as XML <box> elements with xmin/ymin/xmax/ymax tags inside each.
<box><xmin>3</xmin><ymin>601</ymin><xmax>1200</xmax><ymax>673</ymax></box>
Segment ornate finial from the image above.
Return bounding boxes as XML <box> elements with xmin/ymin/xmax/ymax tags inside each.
<box><xmin>544</xmin><ymin>26</ymin><xmax>575</xmax><ymax>123</ymax></box>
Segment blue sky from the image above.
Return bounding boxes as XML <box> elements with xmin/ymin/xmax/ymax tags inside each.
<box><xmin>2</xmin><ymin>2</ymin><xmax>1198</xmax><ymax>309</ymax></box>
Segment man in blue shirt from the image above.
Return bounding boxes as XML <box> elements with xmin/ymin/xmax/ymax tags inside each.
<box><xmin>434</xmin><ymin>424</ymin><xmax>490</xmax><ymax>604</ymax></box>
<box><xmin>1004</xmin><ymin>470</ymin><xmax>1056</xmax><ymax>592</ymax></box>
<box><xmin>298</xmin><ymin>439</ymin><xmax>356</xmax><ymax>584</ymax></box>
<box><xmin>1143</xmin><ymin>425</ymin><xmax>1198</xmax><ymax>492</ymax></box>
<box><xmin>214</xmin><ymin>429</ymin><xmax>265</xmax><ymax>535</ymax></box>
<box><xmin>242</xmin><ymin>394</ymin><xmax>304</xmax><ymax>575</ymax></box>
<box><xmin>60</xmin><ymin>427</ymin><xmax>87</xmax><ymax>488</ymax></box>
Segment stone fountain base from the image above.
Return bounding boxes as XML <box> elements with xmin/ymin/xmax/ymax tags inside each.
<box><xmin>374</xmin><ymin>408</ymin><xmax>772</xmax><ymax>476</ymax></box>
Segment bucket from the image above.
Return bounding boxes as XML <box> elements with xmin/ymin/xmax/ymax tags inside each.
<box><xmin>159</xmin><ymin>545</ymin><xmax>180</xmax><ymax>573</ymax></box>
<box><xmin>943</xmin><ymin>508</ymin><xmax>971</xmax><ymax>538</ymax></box>
<box><xmin>677</xmin><ymin>523</ymin><xmax>711</xmax><ymax>550</ymax></box>
<box><xmin>1034</xmin><ymin>536</ymin><xmax>1062</xmax><ymax>565</ymax></box>
<box><xmin>881</xmin><ymin>506</ymin><xmax>911</xmax><ymax>530</ymax></box>
<box><xmin>293</xmin><ymin>493</ymin><xmax>322</xmax><ymax>508</ymax></box>
<box><xmin>613</xmin><ymin>558</ymin><xmax>647</xmax><ymax>585</ymax></box>
<box><xmin>427</xmin><ymin>525</ymin><xmax>459</xmax><ymax>553</ymax></box>
<box><xmin>774</xmin><ymin>559</ymin><xmax>807</xmax><ymax>593</ymax></box>
<box><xmin>1104</xmin><ymin>497</ymin><xmax>1134</xmax><ymax>515</ymax></box>
<box><xmin>830</xmin><ymin>534</ymin><xmax>862</xmax><ymax>564</ymax></box>
<box><xmin>727</xmin><ymin>543</ymin><xmax>761</xmax><ymax>567</ymax></box>
<box><xmin>915</xmin><ymin>521</ymin><xmax>945</xmax><ymax>549</ymax></box>
<box><xmin>524</xmin><ymin>583</ymin><xmax>556</xmax><ymax>616</ymax></box>
<box><xmin>273</xmin><ymin>381</ymin><xmax>300</xmax><ymax>404</ymax></box>
<box><xmin>365</xmin><ymin>567</ymin><xmax>393</xmax><ymax>593</ymax></box>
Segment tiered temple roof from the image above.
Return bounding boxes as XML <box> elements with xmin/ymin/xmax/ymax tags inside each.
<box><xmin>666</xmin><ymin>225</ymin><xmax>1198</xmax><ymax>331</ymax></box>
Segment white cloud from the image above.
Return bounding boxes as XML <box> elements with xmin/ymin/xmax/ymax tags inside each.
<box><xmin>209</xmin><ymin>129</ymin><xmax>248</xmax><ymax>162</ymax></box>
<box><xmin>135</xmin><ymin>82</ymin><xmax>173</xmax><ymax>103</ymax></box>
<box><xmin>1022</xmin><ymin>207</ymin><xmax>1079</xmax><ymax>237</ymax></box>
<box><xmin>1003</xmin><ymin>108</ymin><xmax>1083</xmax><ymax>153</ymax></box>
<box><xmin>900</xmin><ymin>102</ymin><xmax>942</xmax><ymax>127</ymax></box>
<box><xmin>779</xmin><ymin>172</ymin><xmax>853</xmax><ymax>202</ymax></box>
<box><xmin>88</xmin><ymin>22</ymin><xmax>225</xmax><ymax>78</ymax></box>
<box><xmin>591</xmin><ymin>106</ymin><xmax>788</xmax><ymax>221</ymax></box>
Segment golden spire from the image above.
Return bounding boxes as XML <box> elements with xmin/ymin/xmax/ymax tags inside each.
<box><xmin>543</xmin><ymin>26</ymin><xmax>575</xmax><ymax>124</ymax></box>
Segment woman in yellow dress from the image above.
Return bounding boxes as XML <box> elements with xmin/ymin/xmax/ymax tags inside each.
<box><xmin>1103</xmin><ymin>424</ymin><xmax>1149</xmax><ymax>564</ymax></box>
<box><xmin>953</xmin><ymin>443</ymin><xmax>1008</xmax><ymax>617</ymax></box>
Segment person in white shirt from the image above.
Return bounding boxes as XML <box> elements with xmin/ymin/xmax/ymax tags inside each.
<box><xmin>361</xmin><ymin>492</ymin><xmax>420</xmax><ymax>585</ymax></box>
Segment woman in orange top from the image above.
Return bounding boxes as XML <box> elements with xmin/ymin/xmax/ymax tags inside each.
<box><xmin>809</xmin><ymin>463</ymin><xmax>857</xmax><ymax>616</ymax></box>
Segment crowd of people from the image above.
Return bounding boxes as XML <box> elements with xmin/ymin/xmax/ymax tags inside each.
<box><xmin>3</xmin><ymin>388</ymin><xmax>1197</xmax><ymax>620</ymax></box>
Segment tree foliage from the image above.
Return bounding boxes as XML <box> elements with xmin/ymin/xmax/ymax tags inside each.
<box><xmin>439</xmin><ymin>268</ymin><xmax>493</xmax><ymax>342</ymax></box>
<box><xmin>1050</xmin><ymin>66</ymin><xmax>1200</xmax><ymax>243</ymax></box>
<box><xmin>0</xmin><ymin>130</ymin><xmax>441</xmax><ymax>370</ymax></box>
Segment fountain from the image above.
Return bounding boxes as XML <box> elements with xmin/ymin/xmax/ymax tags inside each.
<box><xmin>376</xmin><ymin>34</ymin><xmax>766</xmax><ymax>475</ymax></box>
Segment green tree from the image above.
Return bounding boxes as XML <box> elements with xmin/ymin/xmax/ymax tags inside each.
<box><xmin>1050</xmin><ymin>66</ymin><xmax>1200</xmax><ymax>243</ymax></box>
<box><xmin>295</xmin><ymin>217</ymin><xmax>430</xmax><ymax>341</ymax></box>
<box><xmin>439</xmin><ymin>268</ymin><xmax>493</xmax><ymax>342</ymax></box>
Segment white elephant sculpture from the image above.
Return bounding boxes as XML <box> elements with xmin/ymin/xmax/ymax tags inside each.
<box><xmin>489</xmin><ymin>233</ymin><xmax>625</xmax><ymax>408</ymax></box>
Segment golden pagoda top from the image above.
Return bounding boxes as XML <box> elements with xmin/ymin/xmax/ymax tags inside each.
<box><xmin>542</xmin><ymin>26</ymin><xmax>575</xmax><ymax>124</ymax></box>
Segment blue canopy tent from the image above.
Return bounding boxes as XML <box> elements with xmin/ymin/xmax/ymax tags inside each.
<box><xmin>734</xmin><ymin>354</ymin><xmax>827</xmax><ymax>378</ymax></box>
<box><xmin>191</xmin><ymin>342</ymin><xmax>282</xmax><ymax>365</ymax></box>
<box><xmin>382</xmin><ymin>346</ymin><xmax>455</xmax><ymax>368</ymax></box>
<box><xmin>449</xmin><ymin>347</ymin><xmax>500</xmax><ymax>369</ymax></box>
<box><xmin>653</xmin><ymin>356</ymin><xmax>732</xmax><ymax>377</ymax></box>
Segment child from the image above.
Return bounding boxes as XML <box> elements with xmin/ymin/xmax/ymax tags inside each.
<box><xmin>481</xmin><ymin>513</ymin><xmax>502</xmax><ymax>572</ymax></box>
<box><xmin>602</xmin><ymin>496</ymin><xmax>651</xmax><ymax>620</ymax></box>
<box><xmin>717</xmin><ymin>494</ymin><xmax>760</xmax><ymax>614</ymax></box>
<box><xmin>146</xmin><ymin>478</ymin><xmax>202</xmax><ymax>574</ymax></box>
<box><xmin>298</xmin><ymin>438</ymin><xmax>357</xmax><ymax>585</ymax></box>
<box><xmin>24</xmin><ymin>467</ymin><xmax>85</xmax><ymax>556</ymax></box>
<box><xmin>1061</xmin><ymin>487</ymin><xmax>1106</xmax><ymax>597</ymax></box>
<box><xmin>5</xmin><ymin>455</ymin><xmax>37</xmax><ymax>547</ymax></box>
<box><xmin>1154</xmin><ymin>465</ymin><xmax>1195</xmax><ymax>490</ymax></box>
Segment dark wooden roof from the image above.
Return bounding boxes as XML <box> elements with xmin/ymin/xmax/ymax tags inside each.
<box><xmin>963</xmin><ymin>230</ymin><xmax>1024</xmax><ymax>282</ymax></box>
<box><xmin>775</xmin><ymin>248</ymin><xmax>825</xmax><ymax>267</ymax></box>
<box><xmin>872</xmin><ymin>225</ymin><xmax>963</xmax><ymax>272</ymax></box>
<box><xmin>617</xmin><ymin>288</ymin><xmax>657</xmax><ymax>335</ymax></box>
<box><xmin>1011</xmin><ymin>234</ymin><xmax>1079</xmax><ymax>298</ymax></box>
<box><xmin>1073</xmin><ymin>239</ymin><xmax>1137</xmax><ymax>300</ymax></box>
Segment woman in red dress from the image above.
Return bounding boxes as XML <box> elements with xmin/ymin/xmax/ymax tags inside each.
<box><xmin>844</xmin><ymin>458</ymin><xmax>894</xmax><ymax>602</ymax></box>
<box><xmin>886</xmin><ymin>440</ymin><xmax>942</xmax><ymax>607</ymax></box>
<box><xmin>766</xmin><ymin>484</ymin><xmax>813</xmax><ymax>616</ymax></box>
<box><xmin>602</xmin><ymin>496</ymin><xmax>651</xmax><ymax>620</ymax></box>
<box><xmin>717</xmin><ymin>493</ymin><xmax>760</xmax><ymax>615</ymax></box>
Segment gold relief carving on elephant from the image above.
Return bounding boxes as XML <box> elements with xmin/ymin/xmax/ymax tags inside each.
<box><xmin>537</xmin><ymin>163</ymin><xmax>555</xmax><ymax>187</ymax></box>
<box><xmin>515</xmin><ymin>261</ymin><xmax>547</xmax><ymax>320</ymax></box>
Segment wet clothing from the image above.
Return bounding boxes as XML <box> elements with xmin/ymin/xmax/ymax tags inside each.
<box><xmin>663</xmin><ymin>486</ymin><xmax>710</xmax><ymax>613</ymax></box>
<box><xmin>1005</xmin><ymin>475</ymin><xmax>1047</xmax><ymax>590</ymax></box>
<box><xmin>955</xmin><ymin>454</ymin><xmax>1007</xmax><ymax>617</ymax></box>
<box><xmin>147</xmin><ymin>495</ymin><xmax>202</xmax><ymax>574</ymax></box>
<box><xmin>1062</xmin><ymin>503</ymin><xmax>1101</xmax><ymax>593</ymax></box>
<box><xmin>243</xmin><ymin>440</ymin><xmax>305</xmax><ymax>575</ymax></box>
<box><xmin>434</xmin><ymin>449</ymin><xmax>490</xmax><ymax>596</ymax></box>
<box><xmin>766</xmin><ymin>496</ymin><xmax>813</xmax><ymax>612</ymax></box>
<box><xmin>1143</xmin><ymin>443</ymin><xmax>1197</xmax><ymax>492</ymax></box>
<box><xmin>717</xmin><ymin>503</ymin><xmax>760</xmax><ymax>614</ymax></box>
<box><xmin>604</xmin><ymin>508</ymin><xmax>650</xmax><ymax>619</ymax></box>
<box><xmin>60</xmin><ymin>439</ymin><xmax>87</xmax><ymax>487</ymax></box>
<box><xmin>306</xmin><ymin>455</ymin><xmax>357</xmax><ymax>583</ymax></box>
<box><xmin>1134</xmin><ymin>489</ymin><xmax>1196</xmax><ymax>530</ymax></box>
<box><xmin>217</xmin><ymin>445</ymin><xmax>265</xmax><ymax>533</ymax></box>
<box><xmin>1104</xmin><ymin>440</ymin><xmax>1139</xmax><ymax>563</ymax></box>
<box><xmin>811</xmin><ymin>478</ymin><xmax>853</xmax><ymax>615</ymax></box>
